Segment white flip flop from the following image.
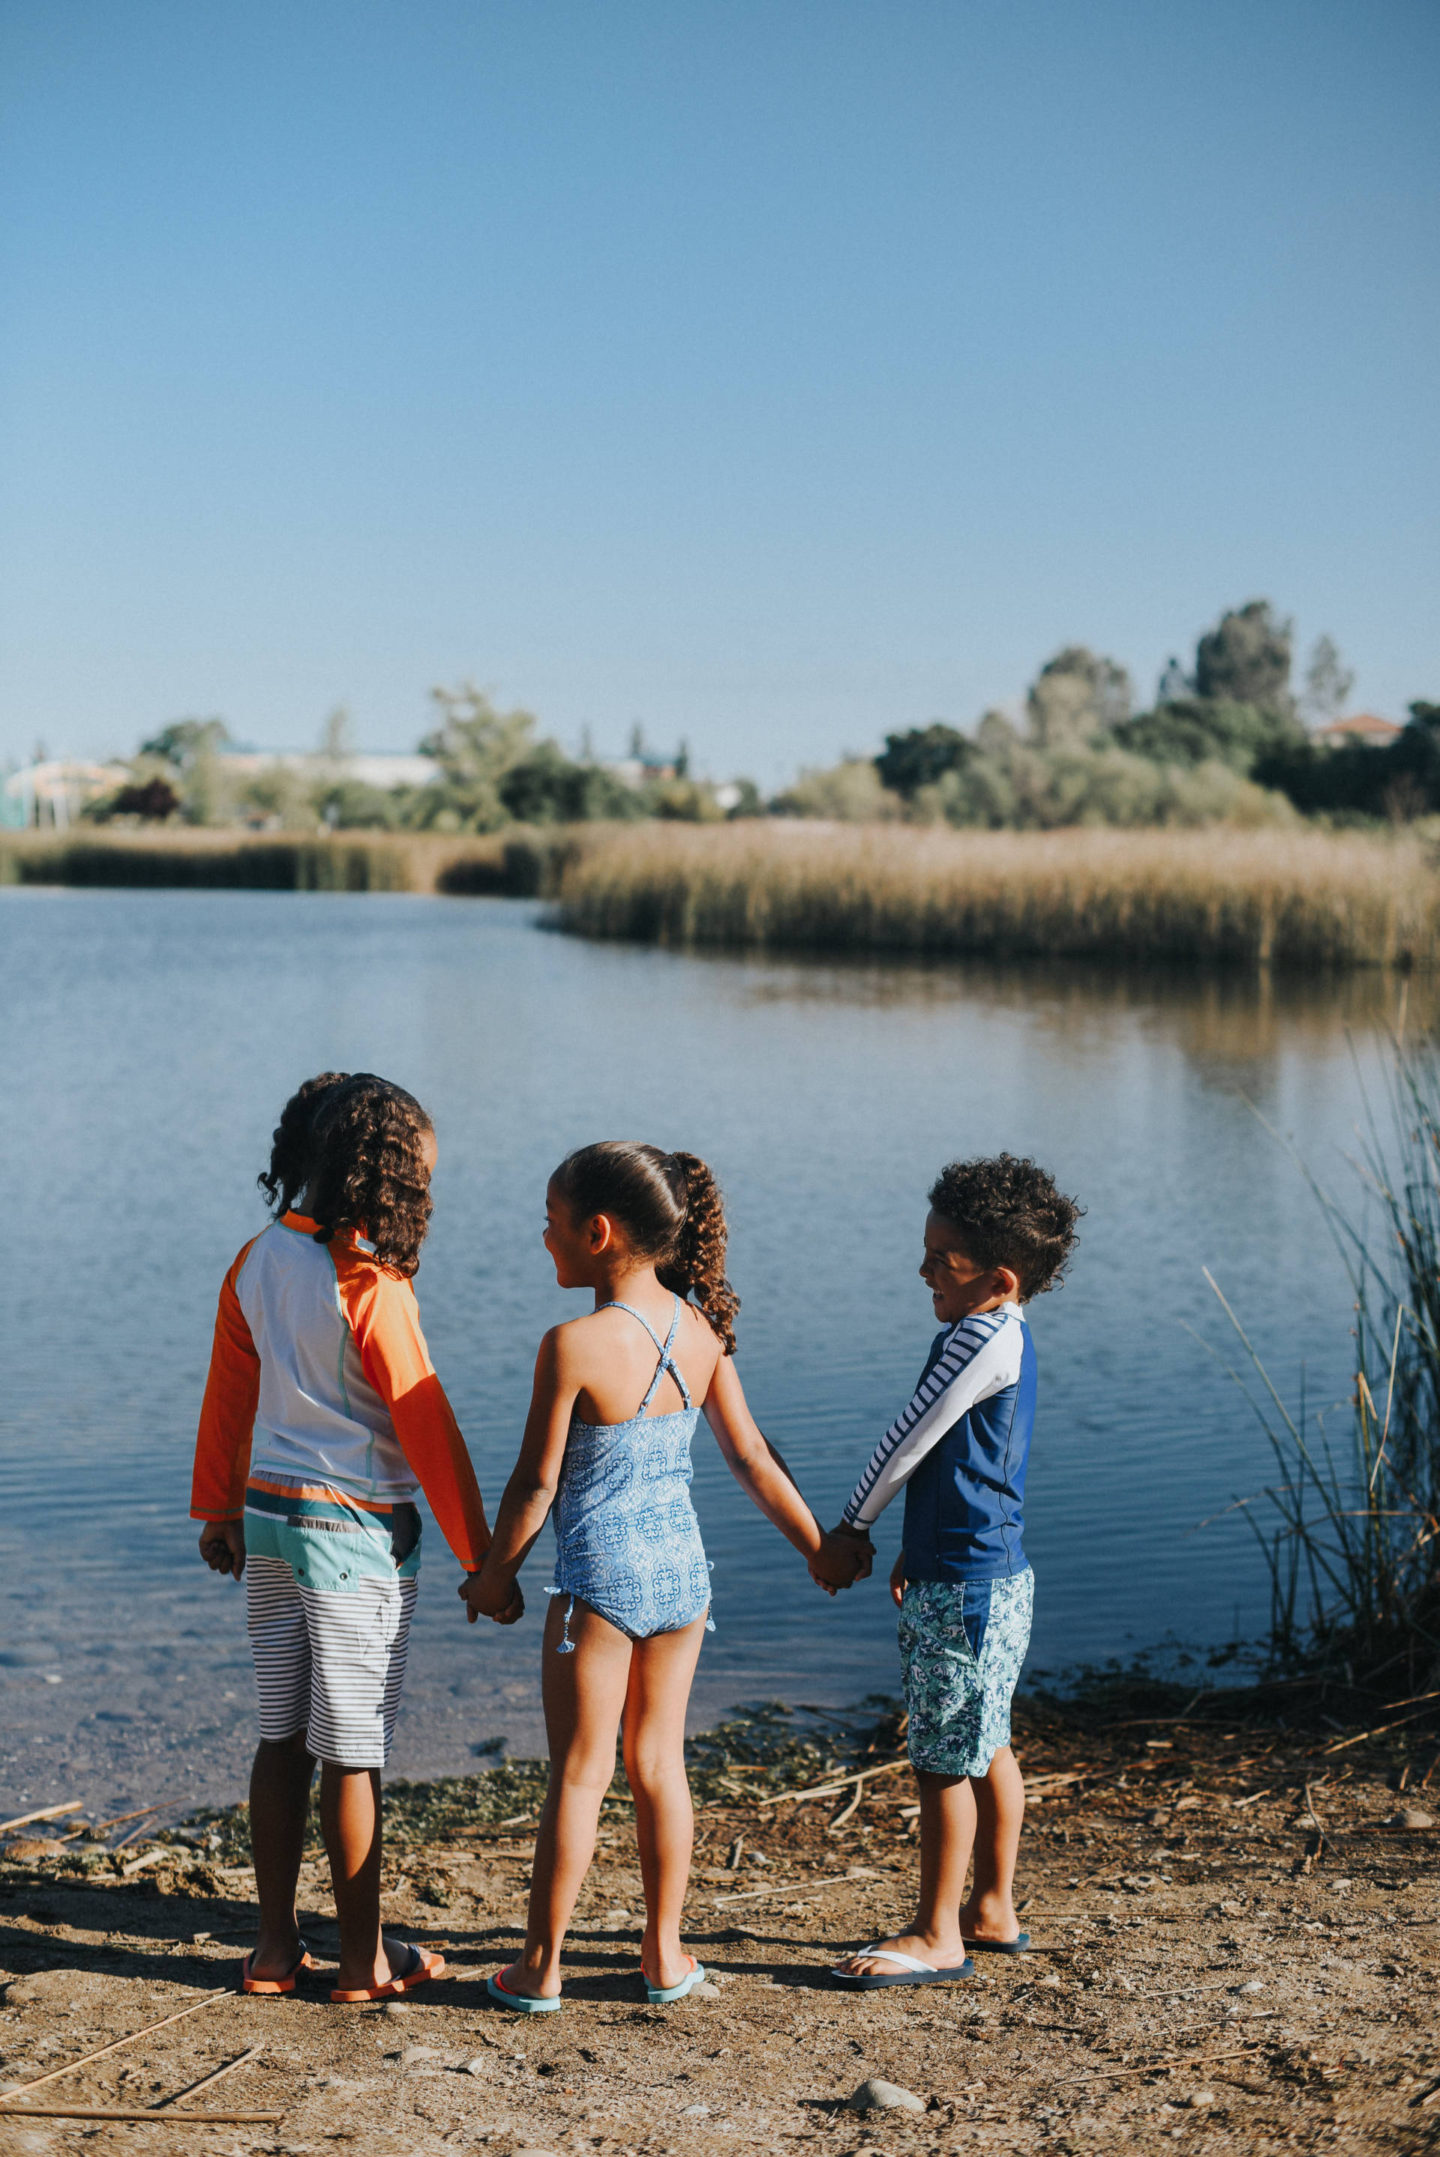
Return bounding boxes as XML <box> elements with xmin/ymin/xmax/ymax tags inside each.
<box><xmin>829</xmin><ymin>1944</ymin><xmax>974</xmax><ymax>1990</ymax></box>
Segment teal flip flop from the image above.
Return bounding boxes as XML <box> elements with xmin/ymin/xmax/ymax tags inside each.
<box><xmin>487</xmin><ymin>1969</ymin><xmax>563</xmax><ymax>2014</ymax></box>
<box><xmin>645</xmin><ymin>1956</ymin><xmax>707</xmax><ymax>2004</ymax></box>
<box><xmin>963</xmin><ymin>1931</ymin><xmax>1030</xmax><ymax>1955</ymax></box>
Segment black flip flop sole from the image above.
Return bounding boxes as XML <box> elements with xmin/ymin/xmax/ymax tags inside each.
<box><xmin>963</xmin><ymin>1932</ymin><xmax>1030</xmax><ymax>1955</ymax></box>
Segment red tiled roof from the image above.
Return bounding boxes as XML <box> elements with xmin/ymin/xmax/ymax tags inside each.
<box><xmin>1315</xmin><ymin>712</ymin><xmax>1402</xmax><ymax>745</ymax></box>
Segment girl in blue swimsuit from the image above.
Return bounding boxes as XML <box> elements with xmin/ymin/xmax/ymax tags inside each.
<box><xmin>465</xmin><ymin>1141</ymin><xmax>870</xmax><ymax>2011</ymax></box>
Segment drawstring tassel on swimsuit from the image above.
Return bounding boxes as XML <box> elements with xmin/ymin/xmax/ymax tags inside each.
<box><xmin>544</xmin><ymin>1586</ymin><xmax>578</xmax><ymax>1654</ymax></box>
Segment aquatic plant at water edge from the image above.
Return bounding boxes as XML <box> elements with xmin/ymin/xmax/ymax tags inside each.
<box><xmin>1208</xmin><ymin>1030</ymin><xmax>1440</xmax><ymax>1689</ymax></box>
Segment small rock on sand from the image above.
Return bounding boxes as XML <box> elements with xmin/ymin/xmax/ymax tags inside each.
<box><xmin>690</xmin><ymin>1980</ymin><xmax>722</xmax><ymax>1998</ymax></box>
<box><xmin>1393</xmin><ymin>1807</ymin><xmax>1435</xmax><ymax>1830</ymax></box>
<box><xmin>849</xmin><ymin>2077</ymin><xmax>925</xmax><ymax>2114</ymax></box>
<box><xmin>1186</xmin><ymin>2089</ymin><xmax>1217</xmax><ymax>2108</ymax></box>
<box><xmin>381</xmin><ymin>1998</ymin><xmax>411</xmax><ymax>2016</ymax></box>
<box><xmin>511</xmin><ymin>2148</ymin><xmax>561</xmax><ymax>2156</ymax></box>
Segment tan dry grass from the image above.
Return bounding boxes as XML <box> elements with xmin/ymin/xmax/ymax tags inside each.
<box><xmin>0</xmin><ymin>826</ymin><xmax>566</xmax><ymax>895</ymax></box>
<box><xmin>556</xmin><ymin>820</ymin><xmax>1440</xmax><ymax>969</ymax></box>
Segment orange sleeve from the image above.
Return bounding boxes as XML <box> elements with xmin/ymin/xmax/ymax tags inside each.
<box><xmin>191</xmin><ymin>1241</ymin><xmax>262</xmax><ymax>1522</ymax></box>
<box><xmin>340</xmin><ymin>1261</ymin><xmax>491</xmax><ymax>1572</ymax></box>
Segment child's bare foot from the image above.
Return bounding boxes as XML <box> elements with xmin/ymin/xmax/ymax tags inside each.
<box><xmin>959</xmin><ymin>1891</ymin><xmax>1022</xmax><ymax>1945</ymax></box>
<box><xmin>832</xmin><ymin>1925</ymin><xmax>969</xmax><ymax>1978</ymax></box>
<box><xmin>640</xmin><ymin>1930</ymin><xmax>696</xmax><ymax>1993</ymax></box>
<box><xmin>495</xmin><ymin>1952</ymin><xmax>562</xmax><ymax>2002</ymax></box>
<box><xmin>333</xmin><ymin>1932</ymin><xmax>430</xmax><ymax>1995</ymax></box>
<box><xmin>247</xmin><ymin>1927</ymin><xmax>307</xmax><ymax>1984</ymax></box>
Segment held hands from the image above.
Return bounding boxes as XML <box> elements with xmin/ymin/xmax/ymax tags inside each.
<box><xmin>807</xmin><ymin>1522</ymin><xmax>875</xmax><ymax>1595</ymax></box>
<box><xmin>198</xmin><ymin>1520</ymin><xmax>245</xmax><ymax>1581</ymax></box>
<box><xmin>460</xmin><ymin>1566</ymin><xmax>525</xmax><ymax>1626</ymax></box>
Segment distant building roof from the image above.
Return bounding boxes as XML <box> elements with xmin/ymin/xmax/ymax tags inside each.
<box><xmin>1315</xmin><ymin>712</ymin><xmax>1402</xmax><ymax>747</ymax></box>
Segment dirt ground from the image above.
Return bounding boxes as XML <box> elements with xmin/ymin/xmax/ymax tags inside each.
<box><xmin>1</xmin><ymin>1697</ymin><xmax>1436</xmax><ymax>2157</ymax></box>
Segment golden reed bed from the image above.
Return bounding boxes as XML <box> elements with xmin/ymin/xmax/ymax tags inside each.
<box><xmin>556</xmin><ymin>822</ymin><xmax>1440</xmax><ymax>970</ymax></box>
<box><xmin>4</xmin><ymin>820</ymin><xmax>1436</xmax><ymax>969</ymax></box>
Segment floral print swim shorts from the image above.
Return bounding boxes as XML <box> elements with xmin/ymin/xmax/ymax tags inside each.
<box><xmin>898</xmin><ymin>1567</ymin><xmax>1034</xmax><ymax>1777</ymax></box>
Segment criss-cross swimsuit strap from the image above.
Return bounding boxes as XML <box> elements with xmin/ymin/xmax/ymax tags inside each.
<box><xmin>599</xmin><ymin>1294</ymin><xmax>693</xmax><ymax>1414</ymax></box>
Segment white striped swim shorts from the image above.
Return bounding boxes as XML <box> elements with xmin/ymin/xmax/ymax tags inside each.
<box><xmin>243</xmin><ymin>1481</ymin><xmax>420</xmax><ymax>1769</ymax></box>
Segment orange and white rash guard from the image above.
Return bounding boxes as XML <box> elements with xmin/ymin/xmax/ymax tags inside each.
<box><xmin>191</xmin><ymin>1212</ymin><xmax>489</xmax><ymax>1572</ymax></box>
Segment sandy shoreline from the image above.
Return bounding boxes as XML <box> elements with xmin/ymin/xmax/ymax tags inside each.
<box><xmin>1</xmin><ymin>1692</ymin><xmax>1436</xmax><ymax>2154</ymax></box>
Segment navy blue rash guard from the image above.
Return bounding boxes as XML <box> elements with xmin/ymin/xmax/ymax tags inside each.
<box><xmin>841</xmin><ymin>1304</ymin><xmax>1035</xmax><ymax>1583</ymax></box>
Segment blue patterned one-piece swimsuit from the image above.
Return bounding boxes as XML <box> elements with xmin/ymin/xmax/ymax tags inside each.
<box><xmin>549</xmin><ymin>1295</ymin><xmax>713</xmax><ymax>1650</ymax></box>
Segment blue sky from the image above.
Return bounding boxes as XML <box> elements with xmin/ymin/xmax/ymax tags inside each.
<box><xmin>2</xmin><ymin>1</ymin><xmax>1436</xmax><ymax>783</ymax></box>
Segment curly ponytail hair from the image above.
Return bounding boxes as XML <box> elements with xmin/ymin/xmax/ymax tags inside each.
<box><xmin>304</xmin><ymin>1074</ymin><xmax>435</xmax><ymax>1277</ymax></box>
<box><xmin>259</xmin><ymin>1072</ymin><xmax>351</xmax><ymax>1217</ymax></box>
<box><xmin>552</xmin><ymin>1140</ymin><xmax>741</xmax><ymax>1353</ymax></box>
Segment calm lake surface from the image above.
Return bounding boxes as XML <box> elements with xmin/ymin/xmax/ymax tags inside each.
<box><xmin>0</xmin><ymin>889</ymin><xmax>1423</xmax><ymax>1816</ymax></box>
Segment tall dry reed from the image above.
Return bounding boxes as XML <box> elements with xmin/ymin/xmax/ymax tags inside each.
<box><xmin>0</xmin><ymin>826</ymin><xmax>578</xmax><ymax>897</ymax></box>
<box><xmin>556</xmin><ymin>823</ymin><xmax>1440</xmax><ymax>970</ymax></box>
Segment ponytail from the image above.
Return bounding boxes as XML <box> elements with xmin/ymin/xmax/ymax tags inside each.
<box><xmin>656</xmin><ymin>1151</ymin><xmax>740</xmax><ymax>1355</ymax></box>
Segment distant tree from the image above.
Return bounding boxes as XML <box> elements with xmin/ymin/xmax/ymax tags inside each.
<box><xmin>1156</xmin><ymin>656</ymin><xmax>1190</xmax><ymax>705</ymax></box>
<box><xmin>1300</xmin><ymin>636</ymin><xmax>1355</xmax><ymax>729</ymax></box>
<box><xmin>498</xmin><ymin>742</ymin><xmax>641</xmax><ymax>824</ymax></box>
<box><xmin>1114</xmin><ymin>697</ymin><xmax>1304</xmax><ymax>774</ymax></box>
<box><xmin>1026</xmin><ymin>648</ymin><xmax>1132</xmax><ymax>749</ymax></box>
<box><xmin>140</xmin><ymin>717</ymin><xmax>231</xmax><ymax>769</ymax></box>
<box><xmin>628</xmin><ymin>723</ymin><xmax>646</xmax><ymax>759</ymax></box>
<box><xmin>418</xmin><ymin>684</ymin><xmax>539</xmax><ymax>830</ymax></box>
<box><xmin>319</xmin><ymin>706</ymin><xmax>355</xmax><ymax>761</ymax></box>
<box><xmin>674</xmin><ymin>739</ymin><xmax>691</xmax><ymax>780</ymax></box>
<box><xmin>1194</xmin><ymin>601</ymin><xmax>1294</xmax><ymax>716</ymax></box>
<box><xmin>773</xmin><ymin>759</ymin><xmax>899</xmax><ymax>821</ymax></box>
<box><xmin>105</xmin><ymin>775</ymin><xmax>181</xmax><ymax>821</ymax></box>
<box><xmin>874</xmin><ymin>723</ymin><xmax>970</xmax><ymax>798</ymax></box>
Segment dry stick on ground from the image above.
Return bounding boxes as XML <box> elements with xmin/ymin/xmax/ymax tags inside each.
<box><xmin>0</xmin><ymin>2105</ymin><xmax>284</xmax><ymax>2125</ymax></box>
<box><xmin>711</xmin><ymin>1870</ymin><xmax>866</xmax><ymax>1906</ymax></box>
<box><xmin>1051</xmin><ymin>2043</ymin><xmax>1268</xmax><ymax>2088</ymax></box>
<box><xmin>753</xmin><ymin>1757</ymin><xmax>910</xmax><ymax>1808</ymax></box>
<box><xmin>0</xmin><ymin>1988</ymin><xmax>230</xmax><ymax>2103</ymax></box>
<box><xmin>155</xmin><ymin>2045</ymin><xmax>264</xmax><ymax>2109</ymax></box>
<box><xmin>0</xmin><ymin>1802</ymin><xmax>83</xmax><ymax>1835</ymax></box>
<box><xmin>1322</xmin><ymin>1706</ymin><xmax>1440</xmax><ymax>1755</ymax></box>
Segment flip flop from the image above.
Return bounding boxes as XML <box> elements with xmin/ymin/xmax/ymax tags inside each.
<box><xmin>330</xmin><ymin>1945</ymin><xmax>444</xmax><ymax>2004</ymax></box>
<box><xmin>644</xmin><ymin>1956</ymin><xmax>706</xmax><ymax>2005</ymax></box>
<box><xmin>239</xmin><ymin>1940</ymin><xmax>315</xmax><ymax>1995</ymax></box>
<box><xmin>963</xmin><ymin>1931</ymin><xmax>1031</xmax><ymax>1955</ymax></box>
<box><xmin>486</xmin><ymin>1968</ymin><xmax>563</xmax><ymax>2015</ymax></box>
<box><xmin>829</xmin><ymin>1946</ymin><xmax>974</xmax><ymax>1991</ymax></box>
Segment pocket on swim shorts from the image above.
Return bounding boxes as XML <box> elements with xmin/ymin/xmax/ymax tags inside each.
<box><xmin>960</xmin><ymin>1579</ymin><xmax>992</xmax><ymax>1663</ymax></box>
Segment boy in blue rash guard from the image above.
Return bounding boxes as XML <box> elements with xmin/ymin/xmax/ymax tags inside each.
<box><xmin>828</xmin><ymin>1154</ymin><xmax>1081</xmax><ymax>1990</ymax></box>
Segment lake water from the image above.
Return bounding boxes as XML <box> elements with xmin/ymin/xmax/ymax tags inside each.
<box><xmin>0</xmin><ymin>889</ymin><xmax>1423</xmax><ymax>1818</ymax></box>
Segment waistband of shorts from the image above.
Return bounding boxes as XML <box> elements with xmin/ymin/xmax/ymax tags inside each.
<box><xmin>244</xmin><ymin>1476</ymin><xmax>414</xmax><ymax>1534</ymax></box>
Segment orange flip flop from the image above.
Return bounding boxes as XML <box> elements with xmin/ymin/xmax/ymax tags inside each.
<box><xmin>331</xmin><ymin>1944</ymin><xmax>444</xmax><ymax>2005</ymax></box>
<box><xmin>240</xmin><ymin>1939</ymin><xmax>315</xmax><ymax>1995</ymax></box>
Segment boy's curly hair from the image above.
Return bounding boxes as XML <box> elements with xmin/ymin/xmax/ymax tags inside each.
<box><xmin>258</xmin><ymin>1072</ymin><xmax>351</xmax><ymax>1217</ymax></box>
<box><xmin>300</xmin><ymin>1074</ymin><xmax>435</xmax><ymax>1277</ymax></box>
<box><xmin>928</xmin><ymin>1152</ymin><xmax>1081</xmax><ymax>1300</ymax></box>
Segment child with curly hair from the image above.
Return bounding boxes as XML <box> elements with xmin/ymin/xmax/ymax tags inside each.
<box><xmin>829</xmin><ymin>1153</ymin><xmax>1081</xmax><ymax>1990</ymax></box>
<box><xmin>465</xmin><ymin>1140</ymin><xmax>870</xmax><ymax>2011</ymax></box>
<box><xmin>192</xmin><ymin>1072</ymin><xmax>514</xmax><ymax>2003</ymax></box>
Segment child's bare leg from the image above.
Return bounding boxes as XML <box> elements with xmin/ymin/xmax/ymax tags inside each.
<box><xmin>833</xmin><ymin>1768</ymin><xmax>975</xmax><ymax>1977</ymax></box>
<box><xmin>248</xmin><ymin>1732</ymin><xmax>314</xmax><ymax>1978</ymax></box>
<box><xmin>320</xmin><ymin>1763</ymin><xmax>414</xmax><ymax>1991</ymax></box>
<box><xmin>959</xmin><ymin>1743</ymin><xmax>1025</xmax><ymax>1942</ymax></box>
<box><xmin>623</xmin><ymin>1610</ymin><xmax>708</xmax><ymax>1991</ymax></box>
<box><xmin>502</xmin><ymin>1597</ymin><xmax>634</xmax><ymax>2000</ymax></box>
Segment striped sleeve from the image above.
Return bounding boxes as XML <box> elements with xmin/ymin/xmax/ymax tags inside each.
<box><xmin>337</xmin><ymin>1259</ymin><xmax>492</xmax><ymax>1572</ymax></box>
<box><xmin>191</xmin><ymin>1239</ymin><xmax>263</xmax><ymax>1522</ymax></box>
<box><xmin>841</xmin><ymin>1310</ymin><xmax>1022</xmax><ymax>1529</ymax></box>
